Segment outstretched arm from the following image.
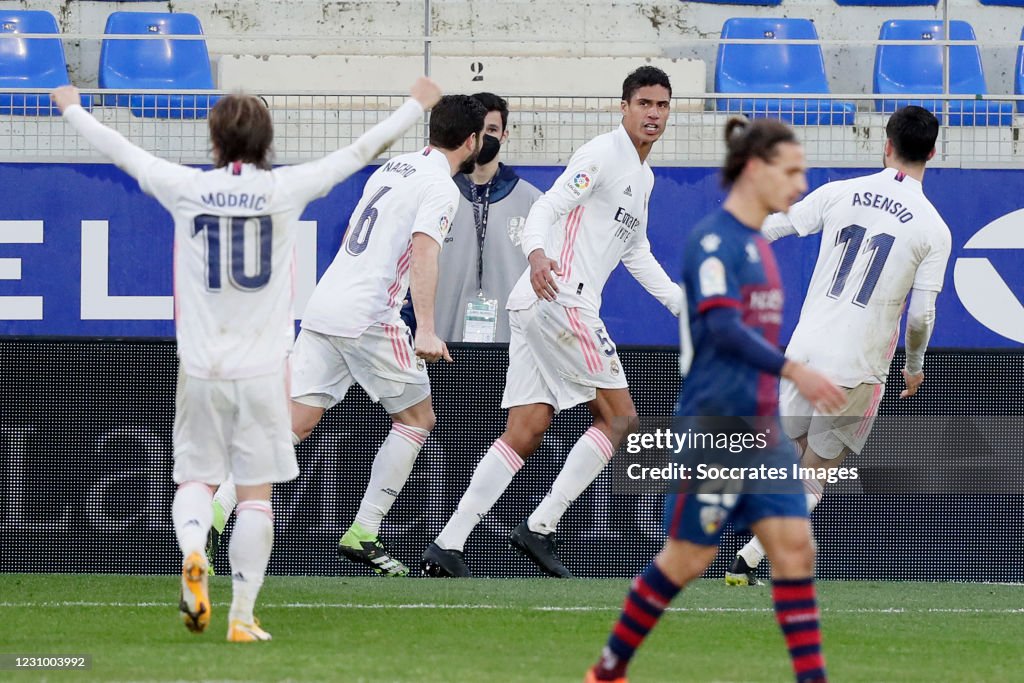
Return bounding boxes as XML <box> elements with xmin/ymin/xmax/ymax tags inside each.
<box><xmin>53</xmin><ymin>85</ymin><xmax>172</xmax><ymax>182</ymax></box>
<box><xmin>282</xmin><ymin>77</ymin><xmax>442</xmax><ymax>204</ymax></box>
<box><xmin>761</xmin><ymin>212</ymin><xmax>799</xmax><ymax>243</ymax></box>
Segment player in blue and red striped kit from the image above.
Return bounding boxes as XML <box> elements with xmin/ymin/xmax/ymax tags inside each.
<box><xmin>585</xmin><ymin>117</ymin><xmax>845</xmax><ymax>683</ymax></box>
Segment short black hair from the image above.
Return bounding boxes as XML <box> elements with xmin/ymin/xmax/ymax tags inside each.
<box><xmin>472</xmin><ymin>92</ymin><xmax>509</xmax><ymax>132</ymax></box>
<box><xmin>621</xmin><ymin>66</ymin><xmax>672</xmax><ymax>102</ymax></box>
<box><xmin>721</xmin><ymin>116</ymin><xmax>799</xmax><ymax>187</ymax></box>
<box><xmin>429</xmin><ymin>95</ymin><xmax>487</xmax><ymax>151</ymax></box>
<box><xmin>886</xmin><ymin>105</ymin><xmax>938</xmax><ymax>163</ymax></box>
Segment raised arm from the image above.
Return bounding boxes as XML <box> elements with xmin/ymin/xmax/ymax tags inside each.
<box><xmin>53</xmin><ymin>85</ymin><xmax>175</xmax><ymax>183</ymax></box>
<box><xmin>281</xmin><ymin>77</ymin><xmax>442</xmax><ymax>204</ymax></box>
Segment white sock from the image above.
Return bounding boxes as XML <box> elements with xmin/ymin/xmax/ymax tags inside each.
<box><xmin>804</xmin><ymin>478</ymin><xmax>824</xmax><ymax>514</ymax></box>
<box><xmin>353</xmin><ymin>423</ymin><xmax>429</xmax><ymax>536</ymax></box>
<box><xmin>172</xmin><ymin>482</ymin><xmax>213</xmax><ymax>558</ymax></box>
<box><xmin>212</xmin><ymin>476</ymin><xmax>237</xmax><ymax>532</ymax></box>
<box><xmin>229</xmin><ymin>500</ymin><xmax>274</xmax><ymax>625</ymax></box>
<box><xmin>435</xmin><ymin>439</ymin><xmax>524</xmax><ymax>551</ymax></box>
<box><xmin>739</xmin><ymin>536</ymin><xmax>766</xmax><ymax>568</ymax></box>
<box><xmin>528</xmin><ymin>427</ymin><xmax>614</xmax><ymax>534</ymax></box>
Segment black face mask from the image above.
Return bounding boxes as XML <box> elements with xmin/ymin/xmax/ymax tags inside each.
<box><xmin>475</xmin><ymin>134</ymin><xmax>501</xmax><ymax>166</ymax></box>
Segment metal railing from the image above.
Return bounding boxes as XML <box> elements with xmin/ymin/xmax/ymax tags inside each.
<box><xmin>2</xmin><ymin>90</ymin><xmax>1023</xmax><ymax>168</ymax></box>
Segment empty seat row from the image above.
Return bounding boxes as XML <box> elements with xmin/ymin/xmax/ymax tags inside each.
<box><xmin>3</xmin><ymin>10</ymin><xmax>1024</xmax><ymax>126</ymax></box>
<box><xmin>0</xmin><ymin>10</ymin><xmax>215</xmax><ymax>118</ymax></box>
<box><xmin>717</xmin><ymin>18</ymin><xmax>1018</xmax><ymax>126</ymax></box>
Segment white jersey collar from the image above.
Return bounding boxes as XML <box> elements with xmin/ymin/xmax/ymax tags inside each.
<box><xmin>882</xmin><ymin>167</ymin><xmax>923</xmax><ymax>193</ymax></box>
<box><xmin>421</xmin><ymin>146</ymin><xmax>454</xmax><ymax>175</ymax></box>
<box><xmin>613</xmin><ymin>124</ymin><xmax>646</xmax><ymax>168</ymax></box>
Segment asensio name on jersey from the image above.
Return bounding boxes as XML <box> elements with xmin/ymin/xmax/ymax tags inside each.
<box><xmin>506</xmin><ymin>125</ymin><xmax>681</xmax><ymax>315</ymax></box>
<box><xmin>61</xmin><ymin>99</ymin><xmax>426</xmax><ymax>379</ymax></box>
<box><xmin>778</xmin><ymin>168</ymin><xmax>951</xmax><ymax>387</ymax></box>
<box><xmin>301</xmin><ymin>147</ymin><xmax>460</xmax><ymax>338</ymax></box>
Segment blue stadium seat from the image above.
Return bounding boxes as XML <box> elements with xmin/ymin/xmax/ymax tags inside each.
<box><xmin>873</xmin><ymin>20</ymin><xmax>1012</xmax><ymax>126</ymax></box>
<box><xmin>0</xmin><ymin>10</ymin><xmax>91</xmax><ymax>115</ymax></box>
<box><xmin>99</xmin><ymin>12</ymin><xmax>217</xmax><ymax>119</ymax></box>
<box><xmin>979</xmin><ymin>0</ymin><xmax>1024</xmax><ymax>6</ymax></box>
<box><xmin>834</xmin><ymin>1</ymin><xmax>936</xmax><ymax>6</ymax></box>
<box><xmin>715</xmin><ymin>18</ymin><xmax>855</xmax><ymax>125</ymax></box>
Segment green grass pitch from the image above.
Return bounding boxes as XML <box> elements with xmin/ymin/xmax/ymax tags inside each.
<box><xmin>0</xmin><ymin>575</ymin><xmax>1019</xmax><ymax>682</ymax></box>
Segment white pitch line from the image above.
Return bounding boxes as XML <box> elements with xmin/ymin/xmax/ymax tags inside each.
<box><xmin>0</xmin><ymin>601</ymin><xmax>1021</xmax><ymax>614</ymax></box>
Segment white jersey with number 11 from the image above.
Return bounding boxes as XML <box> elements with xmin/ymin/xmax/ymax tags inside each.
<box><xmin>779</xmin><ymin>168</ymin><xmax>951</xmax><ymax>387</ymax></box>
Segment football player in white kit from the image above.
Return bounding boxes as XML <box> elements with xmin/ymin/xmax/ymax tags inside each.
<box><xmin>727</xmin><ymin>105</ymin><xmax>952</xmax><ymax>586</ymax></box>
<box><xmin>423</xmin><ymin>67</ymin><xmax>683</xmax><ymax>578</ymax></box>
<box><xmin>209</xmin><ymin>95</ymin><xmax>488</xmax><ymax>577</ymax></box>
<box><xmin>52</xmin><ymin>77</ymin><xmax>441</xmax><ymax>639</ymax></box>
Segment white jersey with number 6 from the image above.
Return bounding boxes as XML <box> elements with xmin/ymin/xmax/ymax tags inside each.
<box><xmin>780</xmin><ymin>168</ymin><xmax>951</xmax><ymax>387</ymax></box>
<box><xmin>301</xmin><ymin>147</ymin><xmax>459</xmax><ymax>338</ymax></box>
<box><xmin>62</xmin><ymin>99</ymin><xmax>425</xmax><ymax>380</ymax></box>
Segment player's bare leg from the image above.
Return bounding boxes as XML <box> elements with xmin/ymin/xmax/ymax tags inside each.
<box><xmin>291</xmin><ymin>400</ymin><xmax>326</xmax><ymax>443</ymax></box>
<box><xmin>752</xmin><ymin>516</ymin><xmax>828</xmax><ymax>682</ymax></box>
<box><xmin>227</xmin><ymin>483</ymin><xmax>274</xmax><ymax>642</ymax></box>
<box><xmin>516</xmin><ymin>388</ymin><xmax>638</xmax><ymax>577</ymax></box>
<box><xmin>588</xmin><ymin>539</ymin><xmax>716</xmax><ymax>681</ymax></box>
<box><xmin>425</xmin><ymin>403</ymin><xmax>553</xmax><ymax>577</ymax></box>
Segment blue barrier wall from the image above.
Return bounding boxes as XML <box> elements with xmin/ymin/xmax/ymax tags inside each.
<box><xmin>1</xmin><ymin>163</ymin><xmax>1022</xmax><ymax>347</ymax></box>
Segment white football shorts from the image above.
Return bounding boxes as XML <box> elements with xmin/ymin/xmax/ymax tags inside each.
<box><xmin>172</xmin><ymin>365</ymin><xmax>298</xmax><ymax>486</ymax></box>
<box><xmin>502</xmin><ymin>300</ymin><xmax>628</xmax><ymax>412</ymax></box>
<box><xmin>291</xmin><ymin>323</ymin><xmax>430</xmax><ymax>415</ymax></box>
<box><xmin>780</xmin><ymin>379</ymin><xmax>885</xmax><ymax>460</ymax></box>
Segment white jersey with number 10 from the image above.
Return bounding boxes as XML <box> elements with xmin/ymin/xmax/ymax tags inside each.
<box><xmin>62</xmin><ymin>99</ymin><xmax>425</xmax><ymax>380</ymax></box>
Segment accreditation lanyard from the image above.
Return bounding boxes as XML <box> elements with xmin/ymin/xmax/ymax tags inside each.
<box><xmin>469</xmin><ymin>180</ymin><xmax>493</xmax><ymax>291</ymax></box>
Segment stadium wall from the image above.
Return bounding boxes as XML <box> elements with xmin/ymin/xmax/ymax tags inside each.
<box><xmin>5</xmin><ymin>0</ymin><xmax>1024</xmax><ymax>96</ymax></box>
<box><xmin>1</xmin><ymin>163</ymin><xmax>1023</xmax><ymax>347</ymax></box>
<box><xmin>1</xmin><ymin>339</ymin><xmax>1022</xmax><ymax>581</ymax></box>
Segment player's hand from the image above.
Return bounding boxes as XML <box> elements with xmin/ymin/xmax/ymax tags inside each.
<box><xmin>51</xmin><ymin>85</ymin><xmax>81</xmax><ymax>113</ymax></box>
<box><xmin>900</xmin><ymin>367</ymin><xmax>924</xmax><ymax>398</ymax></box>
<box><xmin>414</xmin><ymin>329</ymin><xmax>453</xmax><ymax>363</ymax></box>
<box><xmin>783</xmin><ymin>361</ymin><xmax>846</xmax><ymax>413</ymax></box>
<box><xmin>410</xmin><ymin>77</ymin><xmax>442</xmax><ymax>111</ymax></box>
<box><xmin>528</xmin><ymin>249</ymin><xmax>561</xmax><ymax>301</ymax></box>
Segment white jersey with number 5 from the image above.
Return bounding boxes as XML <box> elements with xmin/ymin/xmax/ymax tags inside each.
<box><xmin>62</xmin><ymin>100</ymin><xmax>425</xmax><ymax>380</ymax></box>
<box><xmin>301</xmin><ymin>147</ymin><xmax>459</xmax><ymax>338</ymax></box>
<box><xmin>781</xmin><ymin>168</ymin><xmax>951</xmax><ymax>387</ymax></box>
